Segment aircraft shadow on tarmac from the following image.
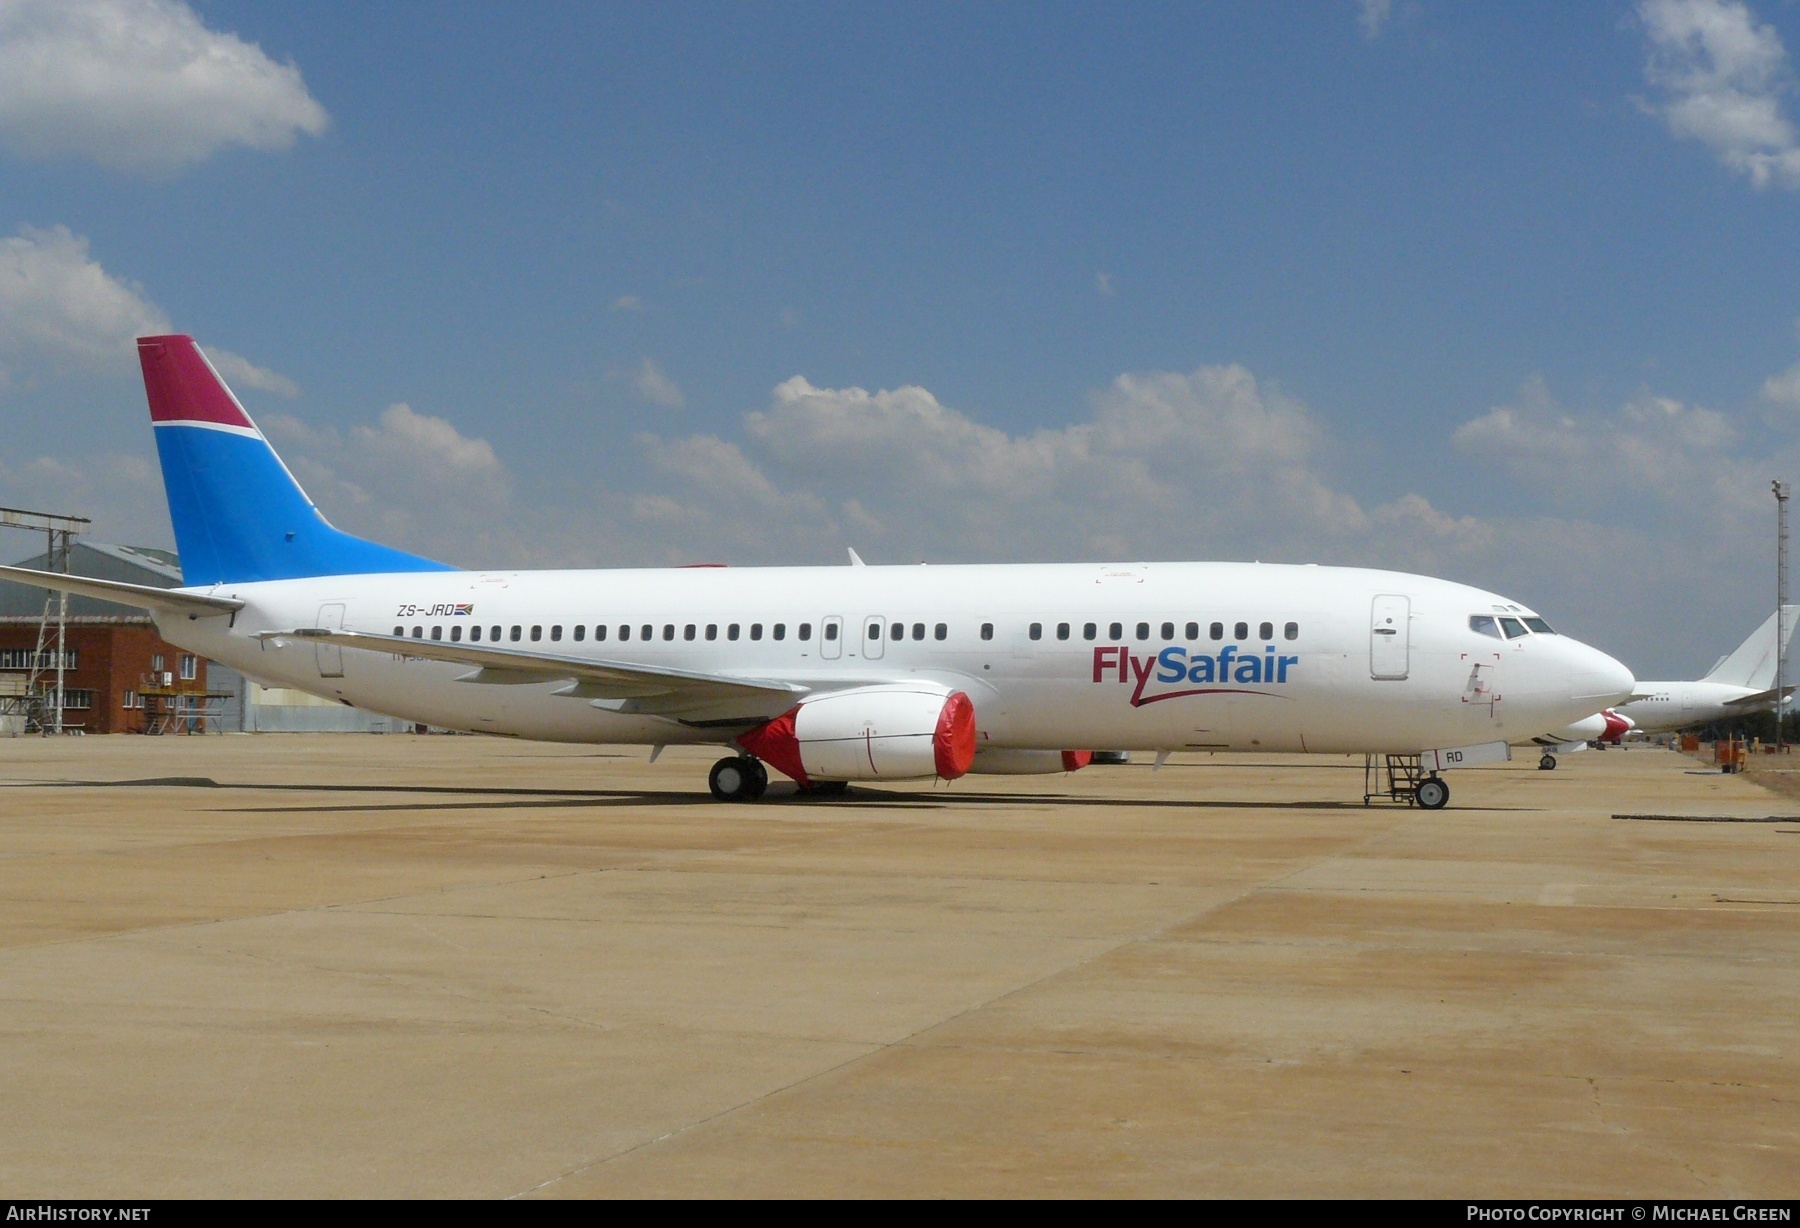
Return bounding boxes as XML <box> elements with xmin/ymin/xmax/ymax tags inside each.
<box><xmin>3</xmin><ymin>776</ymin><xmax>1531</xmax><ymax>814</ymax></box>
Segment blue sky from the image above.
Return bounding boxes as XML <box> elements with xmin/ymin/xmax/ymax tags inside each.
<box><xmin>2</xmin><ymin>0</ymin><xmax>1800</xmax><ymax>676</ymax></box>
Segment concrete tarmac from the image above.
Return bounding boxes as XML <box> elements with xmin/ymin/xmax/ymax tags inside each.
<box><xmin>0</xmin><ymin>736</ymin><xmax>1794</xmax><ymax>1198</ymax></box>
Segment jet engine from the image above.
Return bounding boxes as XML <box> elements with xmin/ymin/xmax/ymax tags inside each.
<box><xmin>970</xmin><ymin>748</ymin><xmax>1093</xmax><ymax>774</ymax></box>
<box><xmin>1543</xmin><ymin>709</ymin><xmax>1635</xmax><ymax>745</ymax></box>
<box><xmin>738</xmin><ymin>684</ymin><xmax>976</xmax><ymax>784</ymax></box>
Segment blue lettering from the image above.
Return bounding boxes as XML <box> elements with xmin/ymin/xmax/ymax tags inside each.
<box><xmin>1217</xmin><ymin>644</ymin><xmax>1238</xmax><ymax>678</ymax></box>
<box><xmin>1188</xmin><ymin>654</ymin><xmax>1215</xmax><ymax>683</ymax></box>
<box><xmin>1156</xmin><ymin>646</ymin><xmax>1188</xmax><ymax>684</ymax></box>
<box><xmin>1234</xmin><ymin>656</ymin><xmax>1261</xmax><ymax>684</ymax></box>
<box><xmin>1278</xmin><ymin>654</ymin><xmax>1298</xmax><ymax>682</ymax></box>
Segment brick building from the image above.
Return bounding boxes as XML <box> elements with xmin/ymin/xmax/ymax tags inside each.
<box><xmin>0</xmin><ymin>543</ymin><xmax>215</xmax><ymax>734</ymax></box>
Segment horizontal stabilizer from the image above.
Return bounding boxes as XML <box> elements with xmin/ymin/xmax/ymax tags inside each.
<box><xmin>1723</xmin><ymin>685</ymin><xmax>1797</xmax><ymax>708</ymax></box>
<box><xmin>258</xmin><ymin>628</ymin><xmax>806</xmax><ymax>719</ymax></box>
<box><xmin>0</xmin><ymin>564</ymin><xmax>243</xmax><ymax>617</ymax></box>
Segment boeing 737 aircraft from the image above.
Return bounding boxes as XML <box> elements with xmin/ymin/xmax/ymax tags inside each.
<box><xmin>0</xmin><ymin>336</ymin><xmax>1637</xmax><ymax>809</ymax></box>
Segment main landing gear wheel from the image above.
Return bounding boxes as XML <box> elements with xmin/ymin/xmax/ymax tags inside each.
<box><xmin>1539</xmin><ymin>753</ymin><xmax>1557</xmax><ymax>771</ymax></box>
<box><xmin>1415</xmin><ymin>776</ymin><xmax>1450</xmax><ymax>810</ymax></box>
<box><xmin>709</xmin><ymin>755</ymin><xmax>768</xmax><ymax>802</ymax></box>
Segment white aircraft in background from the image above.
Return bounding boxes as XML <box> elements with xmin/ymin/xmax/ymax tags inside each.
<box><xmin>1527</xmin><ymin>606</ymin><xmax>1798</xmax><ymax>770</ymax></box>
<box><xmin>0</xmin><ymin>336</ymin><xmax>1636</xmax><ymax>810</ymax></box>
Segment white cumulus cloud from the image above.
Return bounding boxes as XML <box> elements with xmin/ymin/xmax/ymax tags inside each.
<box><xmin>0</xmin><ymin>223</ymin><xmax>167</xmax><ymax>381</ymax></box>
<box><xmin>0</xmin><ymin>0</ymin><xmax>328</xmax><ymax>173</ymax></box>
<box><xmin>634</xmin><ymin>357</ymin><xmax>685</xmax><ymax>409</ymax></box>
<box><xmin>1639</xmin><ymin>0</ymin><xmax>1800</xmax><ymax>189</ymax></box>
<box><xmin>1358</xmin><ymin>0</ymin><xmax>1393</xmax><ymax>41</ymax></box>
<box><xmin>207</xmin><ymin>347</ymin><xmax>298</xmax><ymax>398</ymax></box>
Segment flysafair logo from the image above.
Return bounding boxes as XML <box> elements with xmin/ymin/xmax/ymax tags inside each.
<box><xmin>1093</xmin><ymin>644</ymin><xmax>1300</xmax><ymax>708</ymax></box>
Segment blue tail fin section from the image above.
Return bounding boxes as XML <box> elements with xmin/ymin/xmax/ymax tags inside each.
<box><xmin>139</xmin><ymin>335</ymin><xmax>455</xmax><ymax>586</ymax></box>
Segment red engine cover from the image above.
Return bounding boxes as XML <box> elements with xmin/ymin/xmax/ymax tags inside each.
<box><xmin>1598</xmin><ymin>709</ymin><xmax>1632</xmax><ymax>743</ymax></box>
<box><xmin>736</xmin><ymin>706</ymin><xmax>808</xmax><ymax>785</ymax></box>
<box><xmin>1061</xmin><ymin>750</ymin><xmax>1092</xmax><ymax>773</ymax></box>
<box><xmin>934</xmin><ymin>692</ymin><xmax>977</xmax><ymax>780</ymax></box>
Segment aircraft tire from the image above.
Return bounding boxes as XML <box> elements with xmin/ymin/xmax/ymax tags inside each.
<box><xmin>709</xmin><ymin>756</ymin><xmax>760</xmax><ymax>802</ymax></box>
<box><xmin>1539</xmin><ymin>753</ymin><xmax>1557</xmax><ymax>771</ymax></box>
<box><xmin>745</xmin><ymin>757</ymin><xmax>769</xmax><ymax>799</ymax></box>
<box><xmin>1416</xmin><ymin>776</ymin><xmax>1449</xmax><ymax>810</ymax></box>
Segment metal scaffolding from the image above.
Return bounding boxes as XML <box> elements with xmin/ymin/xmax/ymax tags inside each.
<box><xmin>0</xmin><ymin>505</ymin><xmax>91</xmax><ymax>736</ymax></box>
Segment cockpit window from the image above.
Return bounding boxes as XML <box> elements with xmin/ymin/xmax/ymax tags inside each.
<box><xmin>1469</xmin><ymin>615</ymin><xmax>1502</xmax><ymax>639</ymax></box>
<box><xmin>1523</xmin><ymin>617</ymin><xmax>1555</xmax><ymax>634</ymax></box>
<box><xmin>1500</xmin><ymin>616</ymin><xmax>1529</xmax><ymax>639</ymax></box>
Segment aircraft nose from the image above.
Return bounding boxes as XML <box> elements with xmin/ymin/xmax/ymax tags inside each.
<box><xmin>1570</xmin><ymin>642</ymin><xmax>1635</xmax><ymax>706</ymax></box>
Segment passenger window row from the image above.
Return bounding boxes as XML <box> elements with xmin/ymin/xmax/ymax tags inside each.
<box><xmin>386</xmin><ymin>618</ymin><xmax>1304</xmax><ymax>647</ymax></box>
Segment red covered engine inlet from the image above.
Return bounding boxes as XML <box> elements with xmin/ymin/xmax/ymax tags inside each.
<box><xmin>738</xmin><ymin>685</ymin><xmax>977</xmax><ymax>784</ymax></box>
<box><xmin>1598</xmin><ymin>709</ymin><xmax>1634</xmax><ymax>743</ymax></box>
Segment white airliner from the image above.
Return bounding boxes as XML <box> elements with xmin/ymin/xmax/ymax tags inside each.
<box><xmin>1607</xmin><ymin>607</ymin><xmax>1796</xmax><ymax>735</ymax></box>
<box><xmin>0</xmin><ymin>336</ymin><xmax>1636</xmax><ymax>810</ymax></box>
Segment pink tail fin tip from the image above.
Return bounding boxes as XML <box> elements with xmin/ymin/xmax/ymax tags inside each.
<box><xmin>137</xmin><ymin>334</ymin><xmax>257</xmax><ymax>430</ymax></box>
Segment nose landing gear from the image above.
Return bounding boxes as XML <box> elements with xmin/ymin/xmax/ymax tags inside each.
<box><xmin>708</xmin><ymin>755</ymin><xmax>769</xmax><ymax>802</ymax></box>
<box><xmin>1414</xmin><ymin>775</ymin><xmax>1450</xmax><ymax>810</ymax></box>
<box><xmin>1538</xmin><ymin>752</ymin><xmax>1557</xmax><ymax>771</ymax></box>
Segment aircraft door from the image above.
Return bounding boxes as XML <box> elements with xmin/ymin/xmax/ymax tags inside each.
<box><xmin>821</xmin><ymin>615</ymin><xmax>843</xmax><ymax>660</ymax></box>
<box><xmin>315</xmin><ymin>603</ymin><xmax>346</xmax><ymax>679</ymax></box>
<box><xmin>862</xmin><ymin>615</ymin><xmax>885</xmax><ymax>659</ymax></box>
<box><xmin>1370</xmin><ymin>594</ymin><xmax>1410</xmax><ymax>680</ymax></box>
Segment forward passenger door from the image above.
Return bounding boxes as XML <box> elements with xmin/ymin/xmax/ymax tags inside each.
<box><xmin>1369</xmin><ymin>594</ymin><xmax>1409</xmax><ymax>681</ymax></box>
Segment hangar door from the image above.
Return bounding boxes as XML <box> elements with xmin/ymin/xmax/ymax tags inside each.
<box><xmin>1369</xmin><ymin>594</ymin><xmax>1410</xmax><ymax>681</ymax></box>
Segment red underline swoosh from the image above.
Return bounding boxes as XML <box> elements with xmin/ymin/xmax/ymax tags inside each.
<box><xmin>1130</xmin><ymin>687</ymin><xmax>1287</xmax><ymax>708</ymax></box>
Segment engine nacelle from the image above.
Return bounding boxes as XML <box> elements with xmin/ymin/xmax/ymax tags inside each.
<box><xmin>738</xmin><ymin>684</ymin><xmax>976</xmax><ymax>784</ymax></box>
<box><xmin>970</xmin><ymin>748</ymin><xmax>1092</xmax><ymax>775</ymax></box>
<box><xmin>1544</xmin><ymin>709</ymin><xmax>1635</xmax><ymax>744</ymax></box>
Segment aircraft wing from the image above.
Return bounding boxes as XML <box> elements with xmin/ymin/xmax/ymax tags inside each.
<box><xmin>1723</xmin><ymin>685</ymin><xmax>1796</xmax><ymax>708</ymax></box>
<box><xmin>0</xmin><ymin>563</ymin><xmax>243</xmax><ymax>617</ymax></box>
<box><xmin>261</xmin><ymin>627</ymin><xmax>807</xmax><ymax>722</ymax></box>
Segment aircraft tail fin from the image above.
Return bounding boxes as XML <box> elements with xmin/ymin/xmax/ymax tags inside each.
<box><xmin>1700</xmin><ymin>605</ymin><xmax>1800</xmax><ymax>690</ymax></box>
<box><xmin>138</xmin><ymin>335</ymin><xmax>453</xmax><ymax>586</ymax></box>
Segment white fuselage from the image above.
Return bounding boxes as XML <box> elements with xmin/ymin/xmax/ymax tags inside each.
<box><xmin>1613</xmin><ymin>682</ymin><xmax>1763</xmax><ymax>734</ymax></box>
<box><xmin>156</xmin><ymin>561</ymin><xmax>1633</xmax><ymax>756</ymax></box>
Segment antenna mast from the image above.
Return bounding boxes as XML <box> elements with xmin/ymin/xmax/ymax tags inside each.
<box><xmin>1777</xmin><ymin>481</ymin><xmax>1791</xmax><ymax>750</ymax></box>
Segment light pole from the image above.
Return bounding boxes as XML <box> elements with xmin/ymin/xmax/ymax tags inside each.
<box><xmin>1777</xmin><ymin>480</ymin><xmax>1791</xmax><ymax>749</ymax></box>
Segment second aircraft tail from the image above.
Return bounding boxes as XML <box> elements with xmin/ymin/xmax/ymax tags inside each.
<box><xmin>1701</xmin><ymin>605</ymin><xmax>1800</xmax><ymax>690</ymax></box>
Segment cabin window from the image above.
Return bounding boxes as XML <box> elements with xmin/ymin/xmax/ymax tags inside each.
<box><xmin>1284</xmin><ymin>621</ymin><xmax>1299</xmax><ymax>641</ymax></box>
<box><xmin>1136</xmin><ymin>622</ymin><xmax>1150</xmax><ymax>641</ymax></box>
<box><xmin>912</xmin><ymin>623</ymin><xmax>925</xmax><ymax>641</ymax></box>
<box><xmin>510</xmin><ymin>626</ymin><xmax>521</xmax><ymax>642</ymax></box>
<box><xmin>641</xmin><ymin>624</ymin><xmax>652</xmax><ymax>641</ymax></box>
<box><xmin>934</xmin><ymin>623</ymin><xmax>947</xmax><ymax>640</ymax></box>
<box><xmin>1523</xmin><ymin>617</ymin><xmax>1556</xmax><ymax>634</ymax></box>
<box><xmin>823</xmin><ymin>623</ymin><xmax>837</xmax><ymax>641</ymax></box>
<box><xmin>1161</xmin><ymin>621</ymin><xmax>1174</xmax><ymax>640</ymax></box>
<box><xmin>728</xmin><ymin>623</ymin><xmax>740</xmax><ymax>641</ymax></box>
<box><xmin>1500</xmin><ymin>617</ymin><xmax>1529</xmax><ymax>639</ymax></box>
<box><xmin>410</xmin><ymin>628</ymin><xmax>422</xmax><ymax>639</ymax></box>
<box><xmin>471</xmin><ymin>625</ymin><xmax>483</xmax><ymax>642</ymax></box>
<box><xmin>1056</xmin><ymin>622</ymin><xmax>1070</xmax><ymax>641</ymax></box>
<box><xmin>1029</xmin><ymin>622</ymin><xmax>1042</xmax><ymax>641</ymax></box>
<box><xmin>431</xmin><ymin>626</ymin><xmax>442</xmax><ymax>641</ymax></box>
<box><xmin>450</xmin><ymin>626</ymin><xmax>462</xmax><ymax>642</ymax></box>
<box><xmin>393</xmin><ymin>625</ymin><xmax>403</xmax><ymax>637</ymax></box>
<box><xmin>1234</xmin><ymin>622</ymin><xmax>1248</xmax><ymax>640</ymax></box>
<box><xmin>595</xmin><ymin>625</ymin><xmax>607</xmax><ymax>641</ymax></box>
<box><xmin>1185</xmin><ymin>622</ymin><xmax>1199</xmax><ymax>640</ymax></box>
<box><xmin>550</xmin><ymin>625</ymin><xmax>562</xmax><ymax>642</ymax></box>
<box><xmin>870</xmin><ymin>623</ymin><xmax>882</xmax><ymax>641</ymax></box>
<box><xmin>1210</xmin><ymin>622</ymin><xmax>1223</xmax><ymax>641</ymax></box>
<box><xmin>706</xmin><ymin>624</ymin><xmax>718</xmax><ymax>641</ymax></box>
<box><xmin>573</xmin><ymin>625</ymin><xmax>585</xmax><ymax>642</ymax></box>
<box><xmin>530</xmin><ymin>625</ymin><xmax>542</xmax><ymax>642</ymax></box>
<box><xmin>662</xmin><ymin>624</ymin><xmax>675</xmax><ymax>641</ymax></box>
<box><xmin>619</xmin><ymin>625</ymin><xmax>631</xmax><ymax>641</ymax></box>
<box><xmin>890</xmin><ymin>622</ymin><xmax>904</xmax><ymax>641</ymax></box>
<box><xmin>751</xmin><ymin>623</ymin><xmax>764</xmax><ymax>641</ymax></box>
<box><xmin>1083</xmin><ymin>622</ymin><xmax>1097</xmax><ymax>641</ymax></box>
<box><xmin>1259</xmin><ymin>621</ymin><xmax>1273</xmax><ymax>641</ymax></box>
<box><xmin>981</xmin><ymin>623</ymin><xmax>994</xmax><ymax>640</ymax></box>
<box><xmin>1109</xmin><ymin>622</ymin><xmax>1123</xmax><ymax>640</ymax></box>
<box><xmin>684</xmin><ymin>624</ymin><xmax>696</xmax><ymax>641</ymax></box>
<box><xmin>489</xmin><ymin>626</ymin><xmax>501</xmax><ymax>641</ymax></box>
<box><xmin>773</xmin><ymin>623</ymin><xmax>786</xmax><ymax>641</ymax></box>
<box><xmin>798</xmin><ymin>623</ymin><xmax>812</xmax><ymax>641</ymax></box>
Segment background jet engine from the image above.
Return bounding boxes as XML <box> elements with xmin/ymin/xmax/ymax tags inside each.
<box><xmin>738</xmin><ymin>684</ymin><xmax>976</xmax><ymax>784</ymax></box>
